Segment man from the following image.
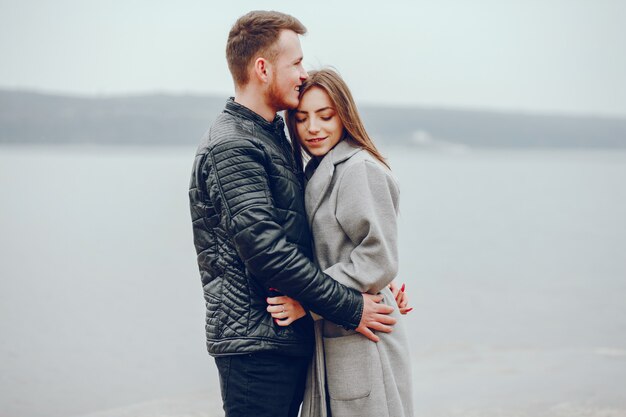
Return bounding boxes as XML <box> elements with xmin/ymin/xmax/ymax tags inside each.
<box><xmin>189</xmin><ymin>10</ymin><xmax>395</xmax><ymax>417</ymax></box>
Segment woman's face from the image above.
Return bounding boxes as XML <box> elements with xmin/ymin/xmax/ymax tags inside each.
<box><xmin>294</xmin><ymin>86</ymin><xmax>344</xmax><ymax>158</ymax></box>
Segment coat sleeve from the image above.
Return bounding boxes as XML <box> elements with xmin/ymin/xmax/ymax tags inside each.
<box><xmin>324</xmin><ymin>160</ymin><xmax>401</xmax><ymax>294</ymax></box>
<box><xmin>206</xmin><ymin>138</ymin><xmax>363</xmax><ymax>330</ymax></box>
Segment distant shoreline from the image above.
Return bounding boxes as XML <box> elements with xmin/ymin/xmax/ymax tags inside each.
<box><xmin>2</xmin><ymin>89</ymin><xmax>626</xmax><ymax>148</ymax></box>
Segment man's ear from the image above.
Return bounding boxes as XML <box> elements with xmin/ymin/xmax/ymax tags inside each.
<box><xmin>253</xmin><ymin>57</ymin><xmax>271</xmax><ymax>83</ymax></box>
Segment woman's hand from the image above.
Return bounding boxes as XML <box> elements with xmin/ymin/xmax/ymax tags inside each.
<box><xmin>388</xmin><ymin>280</ymin><xmax>413</xmax><ymax>315</ymax></box>
<box><xmin>266</xmin><ymin>295</ymin><xmax>306</xmax><ymax>326</ymax></box>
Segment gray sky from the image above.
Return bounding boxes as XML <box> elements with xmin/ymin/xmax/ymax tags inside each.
<box><xmin>1</xmin><ymin>0</ymin><xmax>625</xmax><ymax>117</ymax></box>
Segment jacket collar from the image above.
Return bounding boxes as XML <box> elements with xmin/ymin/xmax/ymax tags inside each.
<box><xmin>304</xmin><ymin>140</ymin><xmax>362</xmax><ymax>228</ymax></box>
<box><xmin>224</xmin><ymin>97</ymin><xmax>285</xmax><ymax>135</ymax></box>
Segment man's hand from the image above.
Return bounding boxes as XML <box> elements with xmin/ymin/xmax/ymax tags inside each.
<box><xmin>355</xmin><ymin>293</ymin><xmax>396</xmax><ymax>342</ymax></box>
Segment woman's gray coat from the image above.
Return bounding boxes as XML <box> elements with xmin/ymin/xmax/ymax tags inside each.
<box><xmin>300</xmin><ymin>139</ymin><xmax>414</xmax><ymax>417</ymax></box>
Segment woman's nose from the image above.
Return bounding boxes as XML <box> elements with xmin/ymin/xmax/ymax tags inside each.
<box><xmin>308</xmin><ymin>120</ymin><xmax>320</xmax><ymax>134</ymax></box>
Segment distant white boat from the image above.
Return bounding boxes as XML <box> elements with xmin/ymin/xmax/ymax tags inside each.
<box><xmin>411</xmin><ymin>129</ymin><xmax>470</xmax><ymax>153</ymax></box>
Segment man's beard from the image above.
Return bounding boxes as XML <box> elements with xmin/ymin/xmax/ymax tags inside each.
<box><xmin>267</xmin><ymin>73</ymin><xmax>297</xmax><ymax>112</ymax></box>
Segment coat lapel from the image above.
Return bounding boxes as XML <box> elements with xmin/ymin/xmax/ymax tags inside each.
<box><xmin>304</xmin><ymin>153</ymin><xmax>335</xmax><ymax>229</ymax></box>
<box><xmin>304</xmin><ymin>140</ymin><xmax>362</xmax><ymax>229</ymax></box>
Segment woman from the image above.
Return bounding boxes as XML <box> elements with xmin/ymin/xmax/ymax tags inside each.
<box><xmin>267</xmin><ymin>69</ymin><xmax>414</xmax><ymax>417</ymax></box>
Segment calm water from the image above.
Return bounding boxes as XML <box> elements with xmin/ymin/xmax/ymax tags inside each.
<box><xmin>1</xmin><ymin>145</ymin><xmax>625</xmax><ymax>417</ymax></box>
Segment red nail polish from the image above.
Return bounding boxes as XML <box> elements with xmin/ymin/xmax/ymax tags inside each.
<box><xmin>401</xmin><ymin>284</ymin><xmax>406</xmax><ymax>292</ymax></box>
<box><xmin>406</xmin><ymin>307</ymin><xmax>413</xmax><ymax>313</ymax></box>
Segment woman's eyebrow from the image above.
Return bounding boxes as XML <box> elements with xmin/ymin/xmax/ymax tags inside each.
<box><xmin>295</xmin><ymin>106</ymin><xmax>335</xmax><ymax>114</ymax></box>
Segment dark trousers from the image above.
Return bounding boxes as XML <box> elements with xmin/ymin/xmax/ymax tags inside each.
<box><xmin>214</xmin><ymin>352</ymin><xmax>310</xmax><ymax>417</ymax></box>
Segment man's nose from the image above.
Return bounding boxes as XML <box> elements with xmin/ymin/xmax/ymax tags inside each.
<box><xmin>300</xmin><ymin>67</ymin><xmax>308</xmax><ymax>80</ymax></box>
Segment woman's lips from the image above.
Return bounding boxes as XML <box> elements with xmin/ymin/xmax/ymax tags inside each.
<box><xmin>306</xmin><ymin>137</ymin><xmax>326</xmax><ymax>143</ymax></box>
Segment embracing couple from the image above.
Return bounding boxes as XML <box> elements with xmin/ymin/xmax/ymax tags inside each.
<box><xmin>189</xmin><ymin>10</ymin><xmax>413</xmax><ymax>417</ymax></box>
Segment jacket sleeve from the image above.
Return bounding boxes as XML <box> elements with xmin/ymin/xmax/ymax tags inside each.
<box><xmin>323</xmin><ymin>160</ymin><xmax>400</xmax><ymax>294</ymax></box>
<box><xmin>206</xmin><ymin>138</ymin><xmax>363</xmax><ymax>329</ymax></box>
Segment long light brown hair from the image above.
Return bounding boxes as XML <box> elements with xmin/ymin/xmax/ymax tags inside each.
<box><xmin>286</xmin><ymin>68</ymin><xmax>389</xmax><ymax>172</ymax></box>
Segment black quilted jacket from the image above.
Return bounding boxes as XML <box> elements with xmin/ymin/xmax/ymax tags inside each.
<box><xmin>189</xmin><ymin>99</ymin><xmax>364</xmax><ymax>357</ymax></box>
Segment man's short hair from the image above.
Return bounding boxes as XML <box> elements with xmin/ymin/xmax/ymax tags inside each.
<box><xmin>226</xmin><ymin>10</ymin><xmax>306</xmax><ymax>87</ymax></box>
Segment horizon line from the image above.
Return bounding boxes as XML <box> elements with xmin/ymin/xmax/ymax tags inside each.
<box><xmin>1</xmin><ymin>86</ymin><xmax>625</xmax><ymax>121</ymax></box>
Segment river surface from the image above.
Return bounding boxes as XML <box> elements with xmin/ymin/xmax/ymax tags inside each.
<box><xmin>1</xmin><ymin>145</ymin><xmax>625</xmax><ymax>417</ymax></box>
